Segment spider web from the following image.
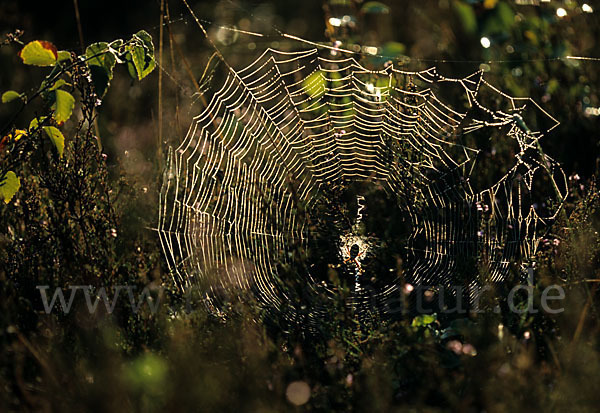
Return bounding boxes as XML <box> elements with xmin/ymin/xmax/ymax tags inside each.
<box><xmin>158</xmin><ymin>44</ymin><xmax>567</xmax><ymax>319</ymax></box>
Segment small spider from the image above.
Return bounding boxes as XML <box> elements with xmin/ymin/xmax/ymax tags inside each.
<box><xmin>343</xmin><ymin>243</ymin><xmax>364</xmax><ymax>273</ymax></box>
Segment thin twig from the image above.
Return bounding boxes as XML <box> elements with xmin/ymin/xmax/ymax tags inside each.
<box><xmin>72</xmin><ymin>0</ymin><xmax>85</xmax><ymax>54</ymax></box>
<box><xmin>72</xmin><ymin>0</ymin><xmax>102</xmax><ymax>150</ymax></box>
<box><xmin>165</xmin><ymin>1</ymin><xmax>182</xmax><ymax>139</ymax></box>
<box><xmin>15</xmin><ymin>330</ymin><xmax>58</xmax><ymax>384</ymax></box>
<box><xmin>572</xmin><ymin>283</ymin><xmax>598</xmax><ymax>345</ymax></box>
<box><xmin>157</xmin><ymin>0</ymin><xmax>165</xmax><ymax>171</ymax></box>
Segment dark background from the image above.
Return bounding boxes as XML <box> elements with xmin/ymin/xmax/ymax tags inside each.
<box><xmin>2</xmin><ymin>0</ymin><xmax>599</xmax><ymax>186</ymax></box>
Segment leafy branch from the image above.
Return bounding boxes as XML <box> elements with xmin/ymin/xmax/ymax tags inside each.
<box><xmin>0</xmin><ymin>30</ymin><xmax>156</xmax><ymax>204</ymax></box>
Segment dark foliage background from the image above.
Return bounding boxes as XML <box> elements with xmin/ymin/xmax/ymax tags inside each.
<box><xmin>1</xmin><ymin>0</ymin><xmax>600</xmax><ymax>411</ymax></box>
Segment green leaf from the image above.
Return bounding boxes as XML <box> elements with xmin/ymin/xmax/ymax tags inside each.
<box><xmin>302</xmin><ymin>70</ymin><xmax>326</xmax><ymax>100</ymax></box>
<box><xmin>361</xmin><ymin>1</ymin><xmax>390</xmax><ymax>14</ymax></box>
<box><xmin>496</xmin><ymin>1</ymin><xmax>515</xmax><ymax>29</ymax></box>
<box><xmin>108</xmin><ymin>39</ymin><xmax>125</xmax><ymax>62</ymax></box>
<box><xmin>51</xmin><ymin>90</ymin><xmax>75</xmax><ymax>124</ymax></box>
<box><xmin>109</xmin><ymin>39</ymin><xmax>124</xmax><ymax>49</ymax></box>
<box><xmin>2</xmin><ymin>91</ymin><xmax>22</xmax><ymax>103</ymax></box>
<box><xmin>19</xmin><ymin>40</ymin><xmax>58</xmax><ymax>66</ymax></box>
<box><xmin>381</xmin><ymin>41</ymin><xmax>406</xmax><ymax>57</ymax></box>
<box><xmin>547</xmin><ymin>78</ymin><xmax>559</xmax><ymax>95</ymax></box>
<box><xmin>89</xmin><ymin>65</ymin><xmax>112</xmax><ymax>100</ymax></box>
<box><xmin>43</xmin><ymin>126</ymin><xmax>65</xmax><ymax>157</ymax></box>
<box><xmin>124</xmin><ymin>353</ymin><xmax>167</xmax><ymax>391</ymax></box>
<box><xmin>86</xmin><ymin>42</ymin><xmax>117</xmax><ymax>98</ymax></box>
<box><xmin>129</xmin><ymin>46</ymin><xmax>147</xmax><ymax>80</ymax></box>
<box><xmin>411</xmin><ymin>314</ymin><xmax>437</xmax><ymax>327</ymax></box>
<box><xmin>86</xmin><ymin>42</ymin><xmax>116</xmax><ymax>71</ymax></box>
<box><xmin>440</xmin><ymin>327</ymin><xmax>460</xmax><ymax>340</ymax></box>
<box><xmin>373</xmin><ymin>41</ymin><xmax>407</xmax><ymax>64</ymax></box>
<box><xmin>134</xmin><ymin>30</ymin><xmax>154</xmax><ymax>53</ymax></box>
<box><xmin>49</xmin><ymin>79</ymin><xmax>69</xmax><ymax>91</ymax></box>
<box><xmin>57</xmin><ymin>50</ymin><xmax>72</xmax><ymax>62</ymax></box>
<box><xmin>125</xmin><ymin>56</ymin><xmax>138</xmax><ymax>80</ymax></box>
<box><xmin>453</xmin><ymin>1</ymin><xmax>477</xmax><ymax>34</ymax></box>
<box><xmin>0</xmin><ymin>171</ymin><xmax>21</xmax><ymax>204</ymax></box>
<box><xmin>127</xmin><ymin>30</ymin><xmax>156</xmax><ymax>80</ymax></box>
<box><xmin>29</xmin><ymin>116</ymin><xmax>47</xmax><ymax>131</ymax></box>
